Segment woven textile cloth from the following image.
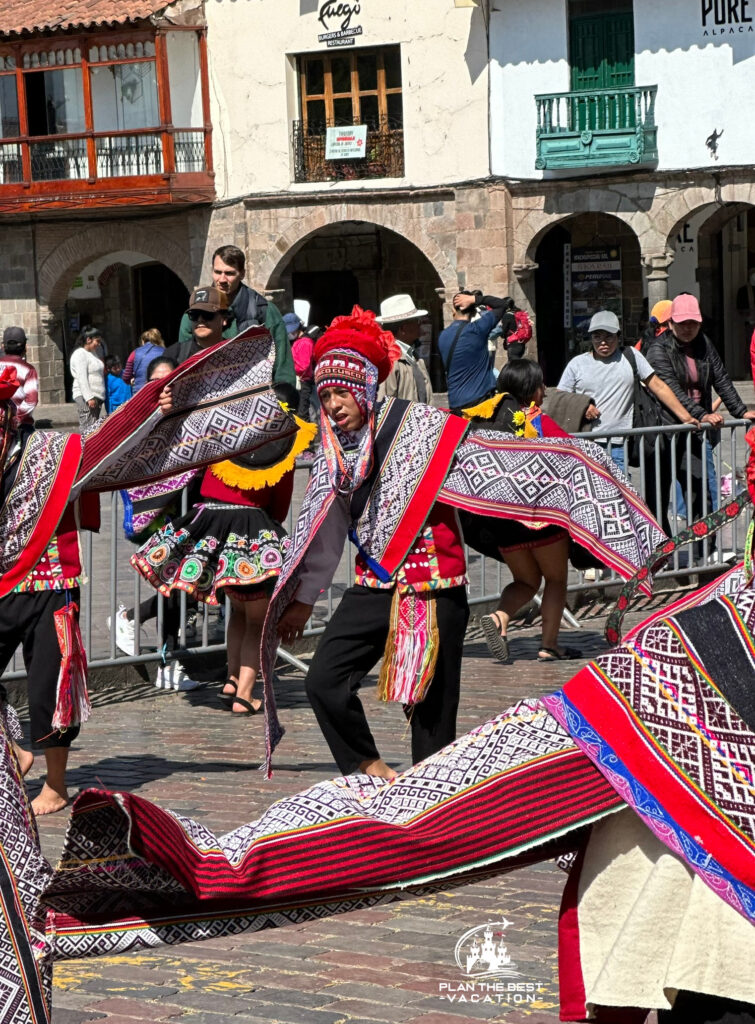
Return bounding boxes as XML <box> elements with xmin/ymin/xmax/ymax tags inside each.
<box><xmin>73</xmin><ymin>327</ymin><xmax>296</xmax><ymax>497</ymax></box>
<box><xmin>0</xmin><ymin>706</ymin><xmax>52</xmax><ymax>1024</ymax></box>
<box><xmin>544</xmin><ymin>578</ymin><xmax>755</xmax><ymax>926</ymax></box>
<box><xmin>440</xmin><ymin>431</ymin><xmax>666</xmax><ymax>592</ymax></box>
<box><xmin>41</xmin><ymin>700</ymin><xmax>621</xmax><ymax>961</ymax></box>
<box><xmin>0</xmin><ymin>431</ymin><xmax>83</xmax><ymax>597</ymax></box>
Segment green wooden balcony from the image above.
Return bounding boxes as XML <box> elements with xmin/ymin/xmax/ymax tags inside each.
<box><xmin>535</xmin><ymin>85</ymin><xmax>658</xmax><ymax>171</ymax></box>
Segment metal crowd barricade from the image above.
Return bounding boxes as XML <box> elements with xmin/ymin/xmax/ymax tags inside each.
<box><xmin>4</xmin><ymin>418</ymin><xmax>750</xmax><ymax>679</ymax></box>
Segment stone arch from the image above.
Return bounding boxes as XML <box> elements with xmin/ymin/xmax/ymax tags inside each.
<box><xmin>256</xmin><ymin>205</ymin><xmax>458</xmax><ymax>298</ymax></box>
<box><xmin>514</xmin><ymin>187</ymin><xmax>658</xmax><ymax>270</ymax></box>
<box><xmin>658</xmin><ymin>180</ymin><xmax>755</xmax><ymax>251</ymax></box>
<box><xmin>39</xmin><ymin>221</ymin><xmax>193</xmax><ymax>312</ymax></box>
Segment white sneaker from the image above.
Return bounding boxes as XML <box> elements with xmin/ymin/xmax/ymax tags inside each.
<box><xmin>154</xmin><ymin>661</ymin><xmax>204</xmax><ymax>691</ymax></box>
<box><xmin>107</xmin><ymin>605</ymin><xmax>135</xmax><ymax>656</ymax></box>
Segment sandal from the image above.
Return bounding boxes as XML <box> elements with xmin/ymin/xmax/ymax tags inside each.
<box><xmin>537</xmin><ymin>646</ymin><xmax>581</xmax><ymax>662</ymax></box>
<box><xmin>227</xmin><ymin>696</ymin><xmax>262</xmax><ymax>716</ymax></box>
<box><xmin>481</xmin><ymin>614</ymin><xmax>510</xmax><ymax>663</ymax></box>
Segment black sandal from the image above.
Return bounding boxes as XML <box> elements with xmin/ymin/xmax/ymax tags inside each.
<box><xmin>227</xmin><ymin>696</ymin><xmax>262</xmax><ymax>716</ymax></box>
<box><xmin>537</xmin><ymin>646</ymin><xmax>581</xmax><ymax>662</ymax></box>
<box><xmin>481</xmin><ymin>614</ymin><xmax>510</xmax><ymax>663</ymax></box>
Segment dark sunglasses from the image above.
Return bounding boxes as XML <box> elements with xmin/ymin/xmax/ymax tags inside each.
<box><xmin>187</xmin><ymin>309</ymin><xmax>221</xmax><ymax>322</ymax></box>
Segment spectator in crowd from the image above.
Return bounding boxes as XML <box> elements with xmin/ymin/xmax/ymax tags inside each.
<box><xmin>122</xmin><ymin>328</ymin><xmax>165</xmax><ymax>392</ymax></box>
<box><xmin>69</xmin><ymin>327</ymin><xmax>106</xmax><ymax>433</ymax></box>
<box><xmin>0</xmin><ymin>326</ymin><xmax>38</xmax><ymax>436</ymax></box>
<box><xmin>166</xmin><ymin>287</ymin><xmax>232</xmax><ymax>365</ymax></box>
<box><xmin>498</xmin><ymin>298</ymin><xmax>533</xmax><ymax>362</ymax></box>
<box><xmin>104</xmin><ymin>356</ymin><xmax>131</xmax><ymax>414</ymax></box>
<box><xmin>636</xmin><ymin>299</ymin><xmax>672</xmax><ymax>355</ymax></box>
<box><xmin>438</xmin><ymin>291</ymin><xmax>512</xmax><ymax>413</ymax></box>
<box><xmin>376</xmin><ymin>294</ymin><xmax>433</xmax><ymax>404</ymax></box>
<box><xmin>646</xmin><ymin>293</ymin><xmax>755</xmax><ymax>536</ymax></box>
<box><xmin>556</xmin><ymin>310</ymin><xmax>695</xmax><ymax>481</ymax></box>
<box><xmin>175</xmin><ymin>245</ymin><xmax>295</xmax><ymax>388</ymax></box>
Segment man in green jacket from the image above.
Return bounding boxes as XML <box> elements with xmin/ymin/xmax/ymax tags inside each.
<box><xmin>175</xmin><ymin>244</ymin><xmax>295</xmax><ymax>388</ymax></box>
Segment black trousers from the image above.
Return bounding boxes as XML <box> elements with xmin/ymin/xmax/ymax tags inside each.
<box><xmin>0</xmin><ymin>589</ymin><xmax>81</xmax><ymax>749</ymax></box>
<box><xmin>650</xmin><ymin>433</ymin><xmax>713</xmax><ymax>551</ymax></box>
<box><xmin>305</xmin><ymin>585</ymin><xmax>469</xmax><ymax>775</ymax></box>
<box><xmin>659</xmin><ymin>991</ymin><xmax>755</xmax><ymax>1023</ymax></box>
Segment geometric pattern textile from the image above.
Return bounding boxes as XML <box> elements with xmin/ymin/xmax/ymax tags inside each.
<box><xmin>72</xmin><ymin>327</ymin><xmax>297</xmax><ymax>496</ymax></box>
<box><xmin>440</xmin><ymin>431</ymin><xmax>667</xmax><ymax>593</ymax></box>
<box><xmin>544</xmin><ymin>579</ymin><xmax>755</xmax><ymax>927</ymax></box>
<box><xmin>0</xmin><ymin>705</ymin><xmax>52</xmax><ymax>1024</ymax></box>
<box><xmin>0</xmin><ymin>431</ymin><xmax>83</xmax><ymax>599</ymax></box>
<box><xmin>42</xmin><ymin>699</ymin><xmax>622</xmax><ymax>961</ymax></box>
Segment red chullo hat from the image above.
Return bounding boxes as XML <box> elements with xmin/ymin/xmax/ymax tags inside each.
<box><xmin>314</xmin><ymin>306</ymin><xmax>401</xmax><ymax>384</ymax></box>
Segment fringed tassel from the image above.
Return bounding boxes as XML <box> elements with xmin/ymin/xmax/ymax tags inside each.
<box><xmin>377</xmin><ymin>590</ymin><xmax>439</xmax><ymax>706</ymax></box>
<box><xmin>51</xmin><ymin>602</ymin><xmax>91</xmax><ymax>731</ymax></box>
<box><xmin>210</xmin><ymin>417</ymin><xmax>318</xmax><ymax>490</ymax></box>
<box><xmin>461</xmin><ymin>392</ymin><xmax>506</xmax><ymax>421</ymax></box>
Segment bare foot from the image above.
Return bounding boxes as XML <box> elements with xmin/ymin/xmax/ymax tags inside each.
<box><xmin>358</xmin><ymin>758</ymin><xmax>398</xmax><ymax>781</ymax></box>
<box><xmin>31</xmin><ymin>782</ymin><xmax>69</xmax><ymax>816</ymax></box>
<box><xmin>12</xmin><ymin>742</ymin><xmax>34</xmax><ymax>777</ymax></box>
<box><xmin>222</xmin><ymin>677</ymin><xmax>238</xmax><ymax>697</ymax></box>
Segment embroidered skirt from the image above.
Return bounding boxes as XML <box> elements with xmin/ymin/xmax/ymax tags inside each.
<box><xmin>131</xmin><ymin>502</ymin><xmax>289</xmax><ymax>605</ymax></box>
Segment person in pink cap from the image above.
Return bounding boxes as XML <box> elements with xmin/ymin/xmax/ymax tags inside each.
<box><xmin>646</xmin><ymin>292</ymin><xmax>755</xmax><ymax>541</ymax></box>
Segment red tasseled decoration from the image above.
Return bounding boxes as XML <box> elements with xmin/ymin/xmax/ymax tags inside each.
<box><xmin>51</xmin><ymin>602</ymin><xmax>91</xmax><ymax>731</ymax></box>
<box><xmin>314</xmin><ymin>305</ymin><xmax>401</xmax><ymax>383</ymax></box>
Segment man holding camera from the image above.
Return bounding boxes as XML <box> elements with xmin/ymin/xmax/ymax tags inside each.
<box><xmin>437</xmin><ymin>291</ymin><xmax>510</xmax><ymax>414</ymax></box>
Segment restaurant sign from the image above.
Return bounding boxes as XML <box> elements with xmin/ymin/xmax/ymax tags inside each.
<box><xmin>318</xmin><ymin>1</ymin><xmax>364</xmax><ymax>47</ymax></box>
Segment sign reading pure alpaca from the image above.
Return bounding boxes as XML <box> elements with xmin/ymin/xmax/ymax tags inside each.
<box><xmin>701</xmin><ymin>0</ymin><xmax>754</xmax><ymax>33</ymax></box>
<box><xmin>317</xmin><ymin>1</ymin><xmax>364</xmax><ymax>47</ymax></box>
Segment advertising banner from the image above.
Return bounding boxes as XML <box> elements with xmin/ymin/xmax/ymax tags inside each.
<box><xmin>325</xmin><ymin>124</ymin><xmax>367</xmax><ymax>160</ymax></box>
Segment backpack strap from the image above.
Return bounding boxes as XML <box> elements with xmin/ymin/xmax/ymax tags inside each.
<box><xmin>442</xmin><ymin>320</ymin><xmax>470</xmax><ymax>374</ymax></box>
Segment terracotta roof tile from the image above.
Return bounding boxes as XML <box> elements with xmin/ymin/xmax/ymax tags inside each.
<box><xmin>0</xmin><ymin>0</ymin><xmax>170</xmax><ymax>37</ymax></box>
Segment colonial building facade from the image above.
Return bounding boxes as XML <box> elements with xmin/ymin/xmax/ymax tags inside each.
<box><xmin>491</xmin><ymin>0</ymin><xmax>755</xmax><ymax>380</ymax></box>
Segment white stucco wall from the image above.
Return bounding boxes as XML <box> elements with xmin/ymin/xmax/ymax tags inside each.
<box><xmin>489</xmin><ymin>0</ymin><xmax>570</xmax><ymax>178</ymax></box>
<box><xmin>490</xmin><ymin>0</ymin><xmax>755</xmax><ymax>178</ymax></box>
<box><xmin>203</xmin><ymin>0</ymin><xmax>490</xmax><ymax>199</ymax></box>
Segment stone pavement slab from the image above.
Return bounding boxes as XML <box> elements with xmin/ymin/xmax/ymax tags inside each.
<box><xmin>24</xmin><ymin>605</ymin><xmax>673</xmax><ymax>1024</ymax></box>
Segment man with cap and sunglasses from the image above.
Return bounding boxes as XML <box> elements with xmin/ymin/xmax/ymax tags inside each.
<box><xmin>646</xmin><ymin>293</ymin><xmax>755</xmax><ymax>537</ymax></box>
<box><xmin>375</xmin><ymin>294</ymin><xmax>433</xmax><ymax>404</ymax></box>
<box><xmin>165</xmin><ymin>287</ymin><xmax>234</xmax><ymax>366</ymax></box>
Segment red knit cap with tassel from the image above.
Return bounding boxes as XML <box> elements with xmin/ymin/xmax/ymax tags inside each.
<box><xmin>314</xmin><ymin>306</ymin><xmax>401</xmax><ymax>384</ymax></box>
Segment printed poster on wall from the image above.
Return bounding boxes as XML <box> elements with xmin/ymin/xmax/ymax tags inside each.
<box><xmin>569</xmin><ymin>246</ymin><xmax>622</xmax><ymax>348</ymax></box>
<box><xmin>325</xmin><ymin>124</ymin><xmax>367</xmax><ymax>159</ymax></box>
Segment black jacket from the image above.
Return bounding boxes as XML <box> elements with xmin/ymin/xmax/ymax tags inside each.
<box><xmin>645</xmin><ymin>331</ymin><xmax>748</xmax><ymax>428</ymax></box>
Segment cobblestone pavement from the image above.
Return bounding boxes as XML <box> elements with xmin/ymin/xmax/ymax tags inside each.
<box><xmin>21</xmin><ymin>598</ymin><xmax>678</xmax><ymax>1024</ymax></box>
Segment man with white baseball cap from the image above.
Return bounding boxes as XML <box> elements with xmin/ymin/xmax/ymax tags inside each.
<box><xmin>375</xmin><ymin>294</ymin><xmax>433</xmax><ymax>403</ymax></box>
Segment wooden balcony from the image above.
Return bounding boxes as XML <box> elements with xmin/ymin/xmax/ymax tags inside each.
<box><xmin>535</xmin><ymin>85</ymin><xmax>658</xmax><ymax>172</ymax></box>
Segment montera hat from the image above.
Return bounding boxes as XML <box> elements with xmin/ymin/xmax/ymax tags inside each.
<box><xmin>376</xmin><ymin>294</ymin><xmax>428</xmax><ymax>324</ymax></box>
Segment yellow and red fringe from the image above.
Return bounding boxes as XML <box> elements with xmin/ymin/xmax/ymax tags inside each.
<box><xmin>209</xmin><ymin>417</ymin><xmax>317</xmax><ymax>490</ymax></box>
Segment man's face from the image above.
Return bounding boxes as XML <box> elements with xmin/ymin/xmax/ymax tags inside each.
<box><xmin>319</xmin><ymin>386</ymin><xmax>364</xmax><ymax>432</ymax></box>
<box><xmin>590</xmin><ymin>330</ymin><xmax>619</xmax><ymax>358</ymax></box>
<box><xmin>395</xmin><ymin>319</ymin><xmax>421</xmax><ymax>344</ymax></box>
<box><xmin>212</xmin><ymin>256</ymin><xmax>243</xmax><ymax>296</ymax></box>
<box><xmin>188</xmin><ymin>308</ymin><xmax>226</xmax><ymax>347</ymax></box>
<box><xmin>670</xmin><ymin>319</ymin><xmax>701</xmax><ymax>344</ymax></box>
